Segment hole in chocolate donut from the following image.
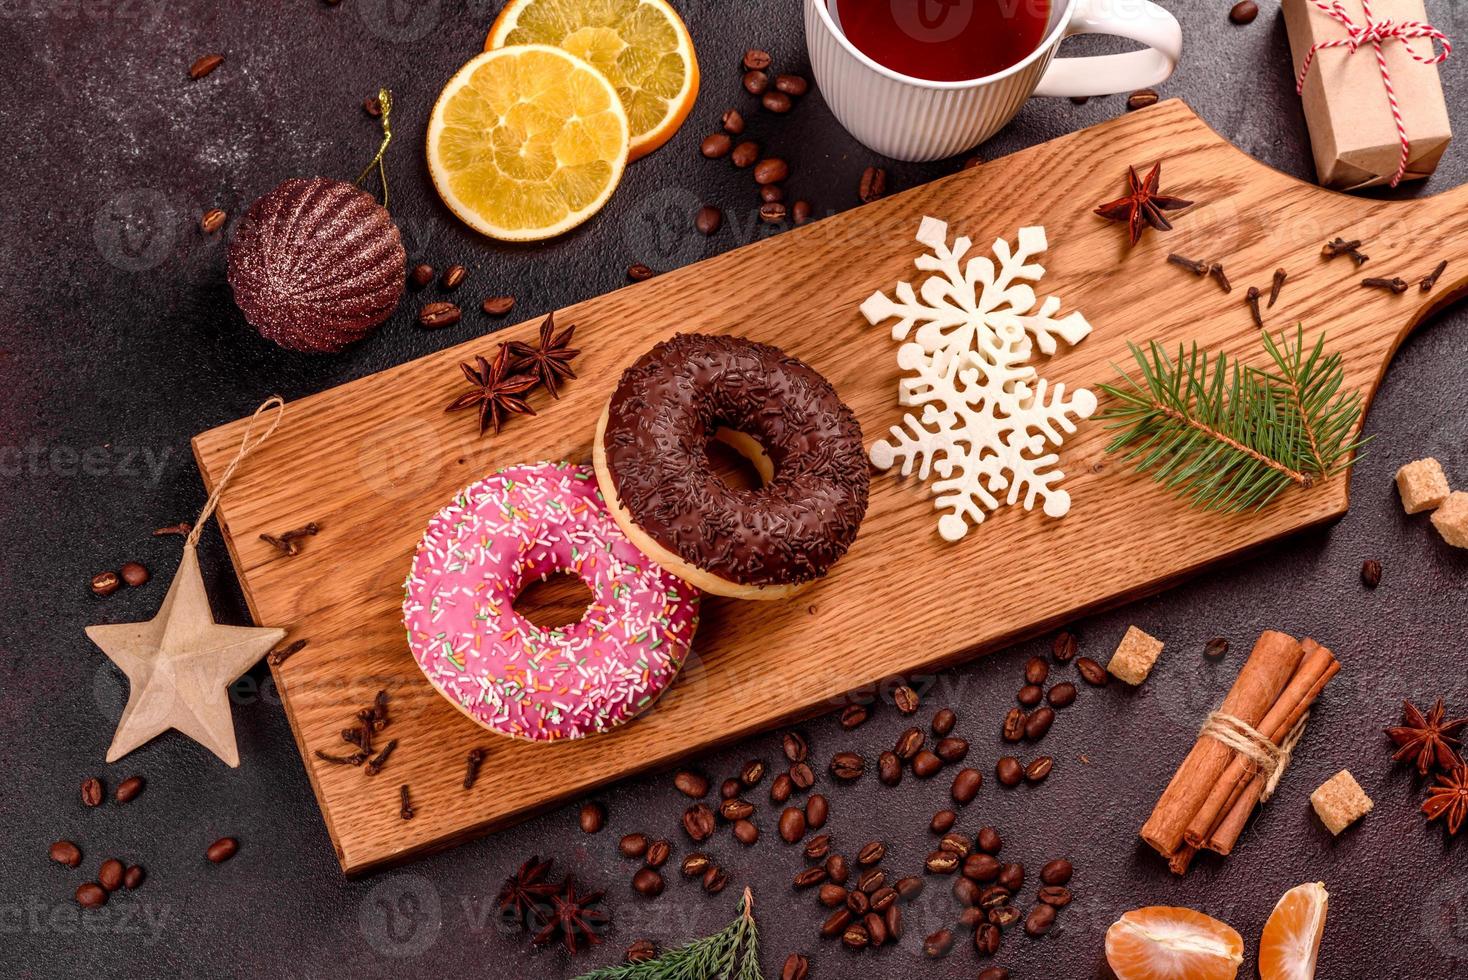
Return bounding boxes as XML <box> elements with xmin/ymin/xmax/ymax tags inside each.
<box><xmin>513</xmin><ymin>571</ymin><xmax>593</xmax><ymax>630</ymax></box>
<box><xmin>706</xmin><ymin>426</ymin><xmax>774</xmax><ymax>492</ymax></box>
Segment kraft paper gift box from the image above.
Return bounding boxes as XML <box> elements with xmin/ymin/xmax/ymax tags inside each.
<box><xmin>1282</xmin><ymin>0</ymin><xmax>1452</xmax><ymax>190</ymax></box>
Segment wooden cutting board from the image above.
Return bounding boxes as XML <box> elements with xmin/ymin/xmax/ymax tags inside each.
<box><xmin>193</xmin><ymin>100</ymin><xmax>1467</xmax><ymax>874</ymax></box>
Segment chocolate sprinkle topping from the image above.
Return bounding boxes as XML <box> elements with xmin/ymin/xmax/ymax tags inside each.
<box><xmin>603</xmin><ymin>334</ymin><xmax>869</xmax><ymax>587</ymax></box>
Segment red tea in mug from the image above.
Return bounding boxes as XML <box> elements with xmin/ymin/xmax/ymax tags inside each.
<box><xmin>830</xmin><ymin>0</ymin><xmax>1053</xmax><ymax>82</ymax></box>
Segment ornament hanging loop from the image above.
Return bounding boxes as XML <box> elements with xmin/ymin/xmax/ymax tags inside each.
<box><xmin>186</xmin><ymin>396</ymin><xmax>286</xmax><ymax>549</ymax></box>
<box><xmin>356</xmin><ymin>88</ymin><xmax>394</xmax><ymax>209</ymax></box>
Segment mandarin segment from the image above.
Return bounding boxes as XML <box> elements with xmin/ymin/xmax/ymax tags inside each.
<box><xmin>1105</xmin><ymin>906</ymin><xmax>1244</xmax><ymax>980</ymax></box>
<box><xmin>1258</xmin><ymin>882</ymin><xmax>1328</xmax><ymax>980</ymax></box>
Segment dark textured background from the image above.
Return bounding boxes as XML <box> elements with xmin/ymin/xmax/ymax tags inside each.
<box><xmin>2</xmin><ymin>1</ymin><xmax>1465</xmax><ymax>977</ymax></box>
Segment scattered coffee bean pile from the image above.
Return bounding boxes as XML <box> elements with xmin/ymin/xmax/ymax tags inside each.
<box><xmin>90</xmin><ymin>561</ymin><xmax>149</xmax><ymax>597</ymax></box>
<box><xmin>407</xmin><ymin>259</ymin><xmax>517</xmax><ymax>329</ymax></box>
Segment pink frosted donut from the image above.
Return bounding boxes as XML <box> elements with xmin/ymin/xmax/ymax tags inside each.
<box><xmin>403</xmin><ymin>461</ymin><xmax>700</xmax><ymax>741</ymax></box>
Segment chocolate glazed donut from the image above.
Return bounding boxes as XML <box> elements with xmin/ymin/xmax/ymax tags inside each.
<box><xmin>593</xmin><ymin>333</ymin><xmax>869</xmax><ymax>600</ymax></box>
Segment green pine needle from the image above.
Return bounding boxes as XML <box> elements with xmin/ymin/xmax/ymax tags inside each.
<box><xmin>1098</xmin><ymin>326</ymin><xmax>1367</xmax><ymax>511</ymax></box>
<box><xmin>573</xmin><ymin>888</ymin><xmax>762</xmax><ymax>980</ymax></box>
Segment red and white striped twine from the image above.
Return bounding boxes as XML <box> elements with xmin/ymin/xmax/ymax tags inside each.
<box><xmin>1296</xmin><ymin>0</ymin><xmax>1451</xmax><ymax>187</ymax></box>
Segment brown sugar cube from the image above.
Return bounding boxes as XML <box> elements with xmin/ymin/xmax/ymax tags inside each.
<box><xmin>1430</xmin><ymin>491</ymin><xmax>1468</xmax><ymax>549</ymax></box>
<box><xmin>1395</xmin><ymin>458</ymin><xmax>1450</xmax><ymax>514</ymax></box>
<box><xmin>1310</xmin><ymin>769</ymin><xmax>1373</xmax><ymax>835</ymax></box>
<box><xmin>1107</xmin><ymin>625</ymin><xmax>1163</xmax><ymax>686</ymax></box>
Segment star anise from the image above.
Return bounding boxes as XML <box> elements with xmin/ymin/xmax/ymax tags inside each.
<box><xmin>1093</xmin><ymin>161</ymin><xmax>1193</xmax><ymax>245</ymax></box>
<box><xmin>496</xmin><ymin>855</ymin><xmax>560</xmax><ymax>931</ymax></box>
<box><xmin>530</xmin><ymin>877</ymin><xmax>608</xmax><ymax>954</ymax></box>
<box><xmin>446</xmin><ymin>344</ymin><xmax>538</xmax><ymax>436</ymax></box>
<box><xmin>1386</xmin><ymin>698</ymin><xmax>1467</xmax><ymax>775</ymax></box>
<box><xmin>1423</xmin><ymin>764</ymin><xmax>1468</xmax><ymax>835</ymax></box>
<box><xmin>506</xmin><ymin>313</ymin><xmax>579</xmax><ymax>399</ymax></box>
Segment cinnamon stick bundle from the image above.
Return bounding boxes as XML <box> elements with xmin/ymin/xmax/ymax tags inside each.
<box><xmin>1140</xmin><ymin>630</ymin><xmax>1339</xmax><ymax>873</ymax></box>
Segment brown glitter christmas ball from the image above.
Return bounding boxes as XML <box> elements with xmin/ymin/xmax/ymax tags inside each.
<box><xmin>227</xmin><ymin>177</ymin><xmax>405</xmax><ymax>354</ymax></box>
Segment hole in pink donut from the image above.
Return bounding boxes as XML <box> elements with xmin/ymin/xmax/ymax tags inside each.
<box><xmin>513</xmin><ymin>571</ymin><xmax>594</xmax><ymax>630</ymax></box>
<box><xmin>707</xmin><ymin>426</ymin><xmax>773</xmax><ymax>493</ymax></box>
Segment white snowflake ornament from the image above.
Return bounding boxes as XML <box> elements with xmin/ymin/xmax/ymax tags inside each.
<box><xmin>864</xmin><ymin>218</ymin><xmax>1096</xmax><ymax>542</ymax></box>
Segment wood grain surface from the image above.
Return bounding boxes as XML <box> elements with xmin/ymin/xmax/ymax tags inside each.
<box><xmin>192</xmin><ymin>100</ymin><xmax>1468</xmax><ymax>874</ymax></box>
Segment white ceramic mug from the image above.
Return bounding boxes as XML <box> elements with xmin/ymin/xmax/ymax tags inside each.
<box><xmin>806</xmin><ymin>0</ymin><xmax>1183</xmax><ymax>161</ymax></box>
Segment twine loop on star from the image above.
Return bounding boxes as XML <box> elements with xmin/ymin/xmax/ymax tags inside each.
<box><xmin>186</xmin><ymin>396</ymin><xmax>286</xmax><ymax>549</ymax></box>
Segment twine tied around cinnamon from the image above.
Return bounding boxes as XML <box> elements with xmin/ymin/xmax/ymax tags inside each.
<box><xmin>1296</xmin><ymin>0</ymin><xmax>1452</xmax><ymax>188</ymax></box>
<box><xmin>1199</xmin><ymin>710</ymin><xmax>1311</xmax><ymax>803</ymax></box>
<box><xmin>186</xmin><ymin>397</ymin><xmax>286</xmax><ymax>550</ymax></box>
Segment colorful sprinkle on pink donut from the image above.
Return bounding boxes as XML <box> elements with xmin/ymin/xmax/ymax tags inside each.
<box><xmin>403</xmin><ymin>461</ymin><xmax>700</xmax><ymax>741</ymax></box>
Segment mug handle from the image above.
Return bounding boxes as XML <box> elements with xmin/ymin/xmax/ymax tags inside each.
<box><xmin>1032</xmin><ymin>0</ymin><xmax>1183</xmax><ymax>99</ymax></box>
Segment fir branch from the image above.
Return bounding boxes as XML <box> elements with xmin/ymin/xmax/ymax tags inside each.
<box><xmin>1098</xmin><ymin>327</ymin><xmax>1366</xmax><ymax>511</ymax></box>
<box><xmin>573</xmin><ymin>889</ymin><xmax>761</xmax><ymax>980</ymax></box>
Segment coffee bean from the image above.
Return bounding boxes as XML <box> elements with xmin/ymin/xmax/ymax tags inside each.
<box><xmin>841</xmin><ymin>923</ymin><xmax>869</xmax><ymax>949</ymax></box>
<box><xmin>964</xmin><ymin>853</ymin><xmax>1000</xmax><ymax>882</ymax></box>
<box><xmin>939</xmin><ymin>831</ymin><xmax>972</xmax><ymax>856</ymax></box>
<box><xmin>123</xmin><ymin>865</ymin><xmax>145</xmax><ymax>890</ymax></box>
<box><xmin>418</xmin><ymin>301</ymin><xmax>461</xmax><ymax>329</ymax></box>
<box><xmin>1040</xmin><ymin>858</ymin><xmax>1073</xmax><ymax>885</ymax></box>
<box><xmin>779</xmin><ymin>806</ymin><xmax>807</xmax><ymax>843</ymax></box>
<box><xmin>703</xmin><ymin>866</ymin><xmax>728</xmax><ymax>893</ymax></box>
<box><xmin>859</xmin><ymin>166</ymin><xmax>887</xmax><ymax>203</ymax></box>
<box><xmin>870</xmin><ymin>886</ymin><xmax>897</xmax><ymax>911</ymax></box>
<box><xmin>762</xmin><ymin>90</ymin><xmax>792</xmax><ymax>113</ymax></box>
<box><xmin>1025</xmin><ymin>656</ymin><xmax>1050</xmax><ymax>685</ymax></box>
<box><xmin>619</xmin><ymin>833</ymin><xmax>648</xmax><ymax>858</ymax></box>
<box><xmin>923</xmin><ymin>927</ymin><xmax>954</xmax><ymax>958</ymax></box>
<box><xmin>891</xmin><ymin>684</ymin><xmax>919</xmax><ymax>714</ymax></box>
<box><xmin>885</xmin><ymin>902</ymin><xmax>904</xmax><ymax>940</ymax></box>
<box><xmin>856</xmin><ymin>841</ymin><xmax>886</xmax><ymax>866</ymax></box>
<box><xmin>1361</xmin><ymin>558</ymin><xmax>1382</xmax><ymax>588</ymax></box>
<box><xmin>847</xmin><ymin>889</ymin><xmax>869</xmax><ymax>915</ymax></box>
<box><xmin>878</xmin><ymin>751</ymin><xmax>902</xmax><ymax>786</ymax></box>
<box><xmin>633</xmin><ymin>867</ymin><xmax>665</xmax><ymax>897</ymax></box>
<box><xmin>998</xmin><ymin>863</ymin><xmax>1025</xmax><ymax>892</ymax></box>
<box><xmin>804</xmin><ymin>834</ymin><xmax>832</xmax><ymax>860</ymax></box>
<box><xmin>818</xmin><ymin>882</ymin><xmax>847</xmax><ymax>907</ymax></box>
<box><xmin>781</xmin><ymin>952</ymin><xmax>809</xmax><ymax>980</ymax></box>
<box><xmin>732</xmin><ymin>819</ymin><xmax>758</xmax><ymax>846</ymax></box>
<box><xmin>91</xmin><ymin>572</ymin><xmax>120</xmax><ymax>597</ymax></box>
<box><xmin>1024</xmin><ymin>707</ymin><xmax>1056</xmax><ymax>741</ymax></box>
<box><xmin>1229</xmin><ymin>0</ymin><xmax>1259</xmax><ymax>25</ymax></box>
<box><xmin>683</xmin><ymin>803</ymin><xmax>715</xmax><ymax>842</ymax></box>
<box><xmin>895</xmin><ymin>875</ymin><xmax>924</xmax><ymax>900</ymax></box>
<box><xmin>1077</xmin><ymin>656</ymin><xmax>1109</xmax><ymax>686</ymax></box>
<box><xmin>954</xmin><ymin>876</ymin><xmax>982</xmax><ymax>906</ymax></box>
<box><xmin>935</xmin><ymin>737</ymin><xmax>969</xmax><ymax>763</ymax></box>
<box><xmin>774</xmin><ymin>74</ymin><xmax>808</xmax><ymax>96</ymax></box>
<box><xmin>932</xmin><ymin>707</ymin><xmax>957</xmax><ymax>736</ymax></box>
<box><xmin>979</xmin><ymin>967</ymin><xmax>1011</xmax><ymax>980</ymax></box>
<box><xmin>895</xmin><ymin>726</ymin><xmax>924</xmax><ymax>760</ymax></box>
<box><xmin>81</xmin><ymin>777</ymin><xmax>103</xmax><ymax>807</ymax></box>
<box><xmin>989</xmin><ymin>905</ymin><xmax>1021</xmax><ymax>928</ymax></box>
<box><xmin>829</xmin><ymin>751</ymin><xmax>864</xmax><ymax>781</ymax></box>
<box><xmin>925</xmin><ymin>850</ymin><xmax>958</xmax><ymax>874</ymax></box>
<box><xmin>1025</xmin><ymin>757</ymin><xmax>1054</xmax><ymax>783</ymax></box>
<box><xmin>930</xmin><ymin>809</ymin><xmax>957</xmax><ymax>833</ymax></box>
<box><xmin>441</xmin><ymin>265</ymin><xmax>466</xmax><ymax>290</ymax></box>
<box><xmin>1204</xmin><ymin>637</ymin><xmax>1230</xmax><ymax>659</ymax></box>
<box><xmin>978</xmin><ymin>826</ymin><xmax>1003</xmax><ymax>854</ymax></box>
<box><xmin>760</xmin><ymin>184</ymin><xmax>784</xmax><ymax>203</ymax></box>
<box><xmin>409</xmin><ymin>263</ymin><xmax>434</xmax><ymax>288</ymax></box>
<box><xmin>742</xmin><ymin>49</ymin><xmax>772</xmax><ymax>71</ymax></box>
<box><xmin>806</xmin><ymin>793</ymin><xmax>828</xmax><ymax>828</ymax></box>
<box><xmin>731</xmin><ymin>140</ymin><xmax>760</xmax><ymax>167</ymax></box>
<box><xmin>793</xmin><ymin>865</ymin><xmax>827</xmax><ymax>889</ymax></box>
<box><xmin>975</xmin><ymin>922</ymin><xmax>1001</xmax><ymax>955</ymax></box>
<box><xmin>680</xmin><ymin>852</ymin><xmax>710</xmax><ymax>877</ymax></box>
<box><xmin>1039</xmin><ymin>885</ymin><xmax>1073</xmax><ymax>907</ymax></box>
<box><xmin>1047</xmin><ymin>682</ymin><xmax>1077</xmax><ymax>708</ymax></box>
<box><xmin>791</xmin><ymin>200</ymin><xmax>812</xmax><ymax>225</ymax></box>
<box><xmin>719</xmin><ymin>798</ymin><xmax>754</xmax><ymax>821</ymax></box>
<box><xmin>1052</xmin><ymin>631</ymin><xmax>1078</xmax><ymax>662</ymax></box>
<box><xmin>865</xmin><ymin>910</ymin><xmax>887</xmax><ymax>948</ymax></box>
<box><xmin>826</xmin><ymin>853</ymin><xmax>849</xmax><ymax>884</ymax></box>
<box><xmin>579</xmin><ymin>801</ymin><xmax>606</xmax><ymax>833</ymax></box>
<box><xmin>743</xmin><ymin>70</ymin><xmax>770</xmax><ymax>95</ymax></box>
<box><xmin>99</xmin><ymin>858</ymin><xmax>124</xmax><ymax>891</ymax></box>
<box><xmin>740</xmin><ymin>759</ymin><xmax>766</xmax><ymax>786</ymax></box>
<box><xmin>1002</xmin><ymin>707</ymin><xmax>1027</xmax><ymax>743</ymax></box>
<box><xmin>721</xmin><ymin>778</ymin><xmax>742</xmax><ymax>799</ymax></box>
<box><xmin>701</xmin><ymin>132</ymin><xmax>732</xmax><ymax>158</ymax></box>
<box><xmin>120</xmin><ymin>562</ymin><xmax>149</xmax><ymax>587</ymax></box>
<box><xmin>1025</xmin><ymin>902</ymin><xmax>1057</xmax><ymax>936</ymax></box>
<box><xmin>721</xmin><ymin>109</ymin><xmax>745</xmax><ymax>134</ymax></box>
<box><xmin>759</xmin><ymin>202</ymin><xmax>787</xmax><ymax>224</ymax></box>
<box><xmin>206</xmin><ymin>837</ymin><xmax>238</xmax><ymax>863</ymax></box>
<box><xmin>75</xmin><ymin>883</ymin><xmax>107</xmax><ymax>908</ymax></box>
<box><xmin>839</xmin><ymin>703</ymin><xmax>869</xmax><ymax>729</ymax></box>
<box><xmin>625</xmin><ymin>939</ymin><xmax>656</xmax><ymax>964</ymax></box>
<box><xmin>789</xmin><ymin>762</ymin><xmax>815</xmax><ymax>789</ymax></box>
<box><xmin>645</xmin><ymin>839</ymin><xmax>671</xmax><ymax>867</ymax></box>
<box><xmin>782</xmin><ymin>731</ymin><xmax>808</xmax><ymax>763</ymax></box>
<box><xmin>996</xmin><ymin>757</ymin><xmax>1023</xmax><ymax>787</ymax></box>
<box><xmin>674</xmin><ymin>770</ymin><xmax>708</xmax><ymax>798</ymax></box>
<box><xmin>627</xmin><ymin>263</ymin><xmax>656</xmax><ymax>281</ymax></box>
<box><xmin>951</xmin><ymin>767</ymin><xmax>983</xmax><ymax>804</ymax></box>
<box><xmin>693</xmin><ymin>205</ymin><xmax>722</xmax><ymax>235</ymax></box>
<box><xmin>957</xmin><ymin>906</ymin><xmax>988</xmax><ymax>927</ymax></box>
<box><xmin>980</xmin><ymin>884</ymin><xmax>1012</xmax><ymax>909</ymax></box>
<box><xmin>912</xmin><ymin>750</ymin><xmax>942</xmax><ymax>778</ymax></box>
<box><xmin>820</xmin><ymin>907</ymin><xmax>852</xmax><ymax>939</ymax></box>
<box><xmin>189</xmin><ymin>53</ymin><xmax>224</xmax><ymax>79</ymax></box>
<box><xmin>770</xmin><ymin>773</ymin><xmax>793</xmax><ymax>803</ymax></box>
<box><xmin>50</xmin><ymin>840</ymin><xmax>82</xmax><ymax>867</ymax></box>
<box><xmin>112</xmin><ymin>775</ymin><xmax>146</xmax><ymax>805</ymax></box>
<box><xmin>1017</xmin><ymin>684</ymin><xmax>1043</xmax><ymax>707</ymax></box>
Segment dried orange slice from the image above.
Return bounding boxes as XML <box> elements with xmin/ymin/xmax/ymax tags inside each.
<box><xmin>1258</xmin><ymin>882</ymin><xmax>1328</xmax><ymax>980</ymax></box>
<box><xmin>1105</xmin><ymin>906</ymin><xmax>1244</xmax><ymax>980</ymax></box>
